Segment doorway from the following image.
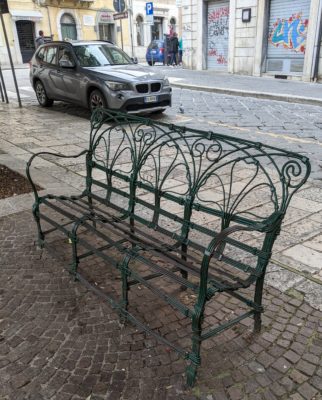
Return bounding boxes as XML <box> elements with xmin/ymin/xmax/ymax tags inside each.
<box><xmin>15</xmin><ymin>20</ymin><xmax>35</xmax><ymax>63</ymax></box>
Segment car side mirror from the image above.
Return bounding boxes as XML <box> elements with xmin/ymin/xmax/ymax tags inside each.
<box><xmin>59</xmin><ymin>59</ymin><xmax>75</xmax><ymax>69</ymax></box>
<box><xmin>131</xmin><ymin>57</ymin><xmax>138</xmax><ymax>64</ymax></box>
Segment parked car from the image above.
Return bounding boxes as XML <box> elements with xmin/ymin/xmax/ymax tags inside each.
<box><xmin>30</xmin><ymin>40</ymin><xmax>172</xmax><ymax>114</ymax></box>
<box><xmin>146</xmin><ymin>40</ymin><xmax>166</xmax><ymax>66</ymax></box>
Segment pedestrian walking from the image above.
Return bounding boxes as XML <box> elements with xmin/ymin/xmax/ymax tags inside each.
<box><xmin>35</xmin><ymin>30</ymin><xmax>45</xmax><ymax>48</ymax></box>
<box><xmin>169</xmin><ymin>33</ymin><xmax>179</xmax><ymax>66</ymax></box>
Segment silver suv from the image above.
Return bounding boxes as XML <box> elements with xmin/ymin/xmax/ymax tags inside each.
<box><xmin>30</xmin><ymin>41</ymin><xmax>172</xmax><ymax>114</ymax></box>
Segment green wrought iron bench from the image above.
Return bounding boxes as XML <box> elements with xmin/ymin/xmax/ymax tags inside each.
<box><xmin>26</xmin><ymin>109</ymin><xmax>311</xmax><ymax>386</ymax></box>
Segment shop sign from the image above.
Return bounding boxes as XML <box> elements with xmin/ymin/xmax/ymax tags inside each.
<box><xmin>98</xmin><ymin>11</ymin><xmax>114</xmax><ymax>24</ymax></box>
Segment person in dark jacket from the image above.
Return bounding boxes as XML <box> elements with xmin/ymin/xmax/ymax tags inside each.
<box><xmin>169</xmin><ymin>33</ymin><xmax>179</xmax><ymax>66</ymax></box>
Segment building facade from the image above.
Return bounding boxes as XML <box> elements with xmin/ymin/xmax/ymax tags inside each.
<box><xmin>181</xmin><ymin>0</ymin><xmax>322</xmax><ymax>81</ymax></box>
<box><xmin>0</xmin><ymin>0</ymin><xmax>179</xmax><ymax>66</ymax></box>
<box><xmin>131</xmin><ymin>0</ymin><xmax>179</xmax><ymax>61</ymax></box>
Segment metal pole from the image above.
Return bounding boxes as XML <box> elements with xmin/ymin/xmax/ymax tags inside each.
<box><xmin>120</xmin><ymin>19</ymin><xmax>124</xmax><ymax>50</ymax></box>
<box><xmin>0</xmin><ymin>65</ymin><xmax>9</xmax><ymax>103</ymax></box>
<box><xmin>128</xmin><ymin>0</ymin><xmax>134</xmax><ymax>57</ymax></box>
<box><xmin>0</xmin><ymin>13</ymin><xmax>22</xmax><ymax>107</ymax></box>
<box><xmin>0</xmin><ymin>82</ymin><xmax>4</xmax><ymax>102</ymax></box>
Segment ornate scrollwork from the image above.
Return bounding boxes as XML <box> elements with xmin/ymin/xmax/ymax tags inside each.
<box><xmin>89</xmin><ymin>109</ymin><xmax>311</xmax><ymax>232</ymax></box>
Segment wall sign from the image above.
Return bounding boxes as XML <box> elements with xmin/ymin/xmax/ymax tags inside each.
<box><xmin>242</xmin><ymin>8</ymin><xmax>251</xmax><ymax>23</ymax></box>
<box><xmin>83</xmin><ymin>15</ymin><xmax>95</xmax><ymax>26</ymax></box>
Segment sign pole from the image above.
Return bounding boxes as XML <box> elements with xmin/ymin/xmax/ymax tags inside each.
<box><xmin>118</xmin><ymin>0</ymin><xmax>123</xmax><ymax>50</ymax></box>
<box><xmin>128</xmin><ymin>0</ymin><xmax>134</xmax><ymax>57</ymax></box>
<box><xmin>120</xmin><ymin>19</ymin><xmax>124</xmax><ymax>50</ymax></box>
<box><xmin>0</xmin><ymin>12</ymin><xmax>22</xmax><ymax>107</ymax></box>
<box><xmin>0</xmin><ymin>65</ymin><xmax>9</xmax><ymax>103</ymax></box>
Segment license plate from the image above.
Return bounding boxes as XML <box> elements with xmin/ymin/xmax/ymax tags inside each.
<box><xmin>151</xmin><ymin>50</ymin><xmax>157</xmax><ymax>54</ymax></box>
<box><xmin>145</xmin><ymin>95</ymin><xmax>158</xmax><ymax>103</ymax></box>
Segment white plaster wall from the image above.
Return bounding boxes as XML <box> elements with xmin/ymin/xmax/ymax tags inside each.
<box><xmin>233</xmin><ymin>0</ymin><xmax>258</xmax><ymax>75</ymax></box>
<box><xmin>181</xmin><ymin>0</ymin><xmax>198</xmax><ymax>69</ymax></box>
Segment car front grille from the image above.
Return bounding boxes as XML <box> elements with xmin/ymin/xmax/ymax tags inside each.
<box><xmin>136</xmin><ymin>84</ymin><xmax>149</xmax><ymax>93</ymax></box>
<box><xmin>151</xmin><ymin>83</ymin><xmax>161</xmax><ymax>92</ymax></box>
<box><xmin>136</xmin><ymin>82</ymin><xmax>161</xmax><ymax>94</ymax></box>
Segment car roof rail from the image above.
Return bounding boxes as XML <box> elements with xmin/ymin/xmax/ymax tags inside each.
<box><xmin>93</xmin><ymin>40</ymin><xmax>115</xmax><ymax>45</ymax></box>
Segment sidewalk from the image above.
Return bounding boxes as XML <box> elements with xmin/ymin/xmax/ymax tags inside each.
<box><xmin>0</xmin><ymin>102</ymin><xmax>322</xmax><ymax>399</ymax></box>
<box><xmin>154</xmin><ymin>67</ymin><xmax>322</xmax><ymax>107</ymax></box>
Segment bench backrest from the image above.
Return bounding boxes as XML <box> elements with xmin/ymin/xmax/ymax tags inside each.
<box><xmin>87</xmin><ymin>109</ymin><xmax>311</xmax><ymax>283</ymax></box>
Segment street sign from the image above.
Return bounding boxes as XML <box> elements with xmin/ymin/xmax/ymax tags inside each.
<box><xmin>146</xmin><ymin>2</ymin><xmax>153</xmax><ymax>16</ymax></box>
<box><xmin>0</xmin><ymin>0</ymin><xmax>9</xmax><ymax>14</ymax></box>
<box><xmin>113</xmin><ymin>0</ymin><xmax>125</xmax><ymax>13</ymax></box>
<box><xmin>146</xmin><ymin>15</ymin><xmax>154</xmax><ymax>25</ymax></box>
<box><xmin>113</xmin><ymin>11</ymin><xmax>128</xmax><ymax>20</ymax></box>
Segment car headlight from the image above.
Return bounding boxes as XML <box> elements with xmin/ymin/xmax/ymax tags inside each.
<box><xmin>105</xmin><ymin>81</ymin><xmax>130</xmax><ymax>91</ymax></box>
<box><xmin>163</xmin><ymin>78</ymin><xmax>170</xmax><ymax>87</ymax></box>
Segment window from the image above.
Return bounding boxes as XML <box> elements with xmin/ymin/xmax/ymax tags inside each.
<box><xmin>61</xmin><ymin>13</ymin><xmax>77</xmax><ymax>41</ymax></box>
<box><xmin>136</xmin><ymin>15</ymin><xmax>144</xmax><ymax>46</ymax></box>
<box><xmin>58</xmin><ymin>46</ymin><xmax>74</xmax><ymax>63</ymax></box>
<box><xmin>37</xmin><ymin>47</ymin><xmax>45</xmax><ymax>61</ymax></box>
<box><xmin>43</xmin><ymin>46</ymin><xmax>57</xmax><ymax>65</ymax></box>
<box><xmin>74</xmin><ymin>44</ymin><xmax>132</xmax><ymax>67</ymax></box>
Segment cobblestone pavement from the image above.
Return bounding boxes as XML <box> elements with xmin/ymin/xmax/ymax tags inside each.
<box><xmin>0</xmin><ymin>211</ymin><xmax>322</xmax><ymax>400</ymax></box>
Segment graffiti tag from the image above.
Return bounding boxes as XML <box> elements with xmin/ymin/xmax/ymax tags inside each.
<box><xmin>269</xmin><ymin>13</ymin><xmax>309</xmax><ymax>53</ymax></box>
<box><xmin>208</xmin><ymin>6</ymin><xmax>229</xmax><ymax>66</ymax></box>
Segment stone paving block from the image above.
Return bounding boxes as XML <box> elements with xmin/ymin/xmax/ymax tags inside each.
<box><xmin>295</xmin><ymin>280</ymin><xmax>322</xmax><ymax>312</ymax></box>
<box><xmin>264</xmin><ymin>264</ymin><xmax>305</xmax><ymax>292</ymax></box>
<box><xmin>303</xmin><ymin>233</ymin><xmax>322</xmax><ymax>252</ymax></box>
<box><xmin>286</xmin><ymin>196</ymin><xmax>322</xmax><ymax>213</ymax></box>
<box><xmin>274</xmin><ymin>219</ymin><xmax>322</xmax><ymax>254</ymax></box>
<box><xmin>282</xmin><ymin>245</ymin><xmax>322</xmax><ymax>272</ymax></box>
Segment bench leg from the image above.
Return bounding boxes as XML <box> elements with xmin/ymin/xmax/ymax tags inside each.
<box><xmin>32</xmin><ymin>203</ymin><xmax>45</xmax><ymax>248</ymax></box>
<box><xmin>87</xmin><ymin>196</ymin><xmax>96</xmax><ymax>228</ymax></box>
<box><xmin>180</xmin><ymin>243</ymin><xmax>188</xmax><ymax>291</ymax></box>
<box><xmin>254</xmin><ymin>274</ymin><xmax>265</xmax><ymax>333</ymax></box>
<box><xmin>70</xmin><ymin>235</ymin><xmax>79</xmax><ymax>280</ymax></box>
<box><xmin>120</xmin><ymin>254</ymin><xmax>131</xmax><ymax>323</ymax></box>
<box><xmin>186</xmin><ymin>300</ymin><xmax>205</xmax><ymax>387</ymax></box>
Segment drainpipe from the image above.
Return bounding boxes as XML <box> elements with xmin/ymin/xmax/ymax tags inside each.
<box><xmin>312</xmin><ymin>0</ymin><xmax>322</xmax><ymax>81</ymax></box>
<box><xmin>46</xmin><ymin>6</ymin><xmax>53</xmax><ymax>38</ymax></box>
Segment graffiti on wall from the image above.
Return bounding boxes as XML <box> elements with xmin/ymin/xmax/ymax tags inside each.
<box><xmin>207</xmin><ymin>6</ymin><xmax>229</xmax><ymax>66</ymax></box>
<box><xmin>269</xmin><ymin>13</ymin><xmax>309</xmax><ymax>53</ymax></box>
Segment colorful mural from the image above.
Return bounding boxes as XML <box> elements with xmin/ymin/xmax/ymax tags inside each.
<box><xmin>269</xmin><ymin>13</ymin><xmax>309</xmax><ymax>53</ymax></box>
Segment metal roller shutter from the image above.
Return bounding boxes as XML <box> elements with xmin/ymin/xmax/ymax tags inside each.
<box><xmin>266</xmin><ymin>0</ymin><xmax>311</xmax><ymax>74</ymax></box>
<box><xmin>207</xmin><ymin>1</ymin><xmax>230</xmax><ymax>70</ymax></box>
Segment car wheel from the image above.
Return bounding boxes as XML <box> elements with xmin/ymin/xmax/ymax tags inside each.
<box><xmin>89</xmin><ymin>89</ymin><xmax>107</xmax><ymax>112</ymax></box>
<box><xmin>148</xmin><ymin>61</ymin><xmax>155</xmax><ymax>66</ymax></box>
<box><xmin>35</xmin><ymin>80</ymin><xmax>53</xmax><ymax>107</ymax></box>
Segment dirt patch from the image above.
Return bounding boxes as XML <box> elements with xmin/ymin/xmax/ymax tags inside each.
<box><xmin>0</xmin><ymin>164</ymin><xmax>42</xmax><ymax>199</ymax></box>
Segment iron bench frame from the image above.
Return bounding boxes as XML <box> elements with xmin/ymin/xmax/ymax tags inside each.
<box><xmin>26</xmin><ymin>109</ymin><xmax>311</xmax><ymax>386</ymax></box>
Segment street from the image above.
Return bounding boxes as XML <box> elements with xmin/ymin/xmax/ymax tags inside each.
<box><xmin>3</xmin><ymin>67</ymin><xmax>322</xmax><ymax>182</ymax></box>
<box><xmin>1</xmin><ymin>66</ymin><xmax>322</xmax><ymax>400</ymax></box>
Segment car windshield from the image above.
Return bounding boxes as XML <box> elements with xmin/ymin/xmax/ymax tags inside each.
<box><xmin>74</xmin><ymin>44</ymin><xmax>133</xmax><ymax>67</ymax></box>
<box><xmin>149</xmin><ymin>41</ymin><xmax>160</xmax><ymax>50</ymax></box>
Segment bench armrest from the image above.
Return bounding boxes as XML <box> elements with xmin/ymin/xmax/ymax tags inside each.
<box><xmin>199</xmin><ymin>224</ymin><xmax>264</xmax><ymax>292</ymax></box>
<box><xmin>26</xmin><ymin>150</ymin><xmax>88</xmax><ymax>200</ymax></box>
